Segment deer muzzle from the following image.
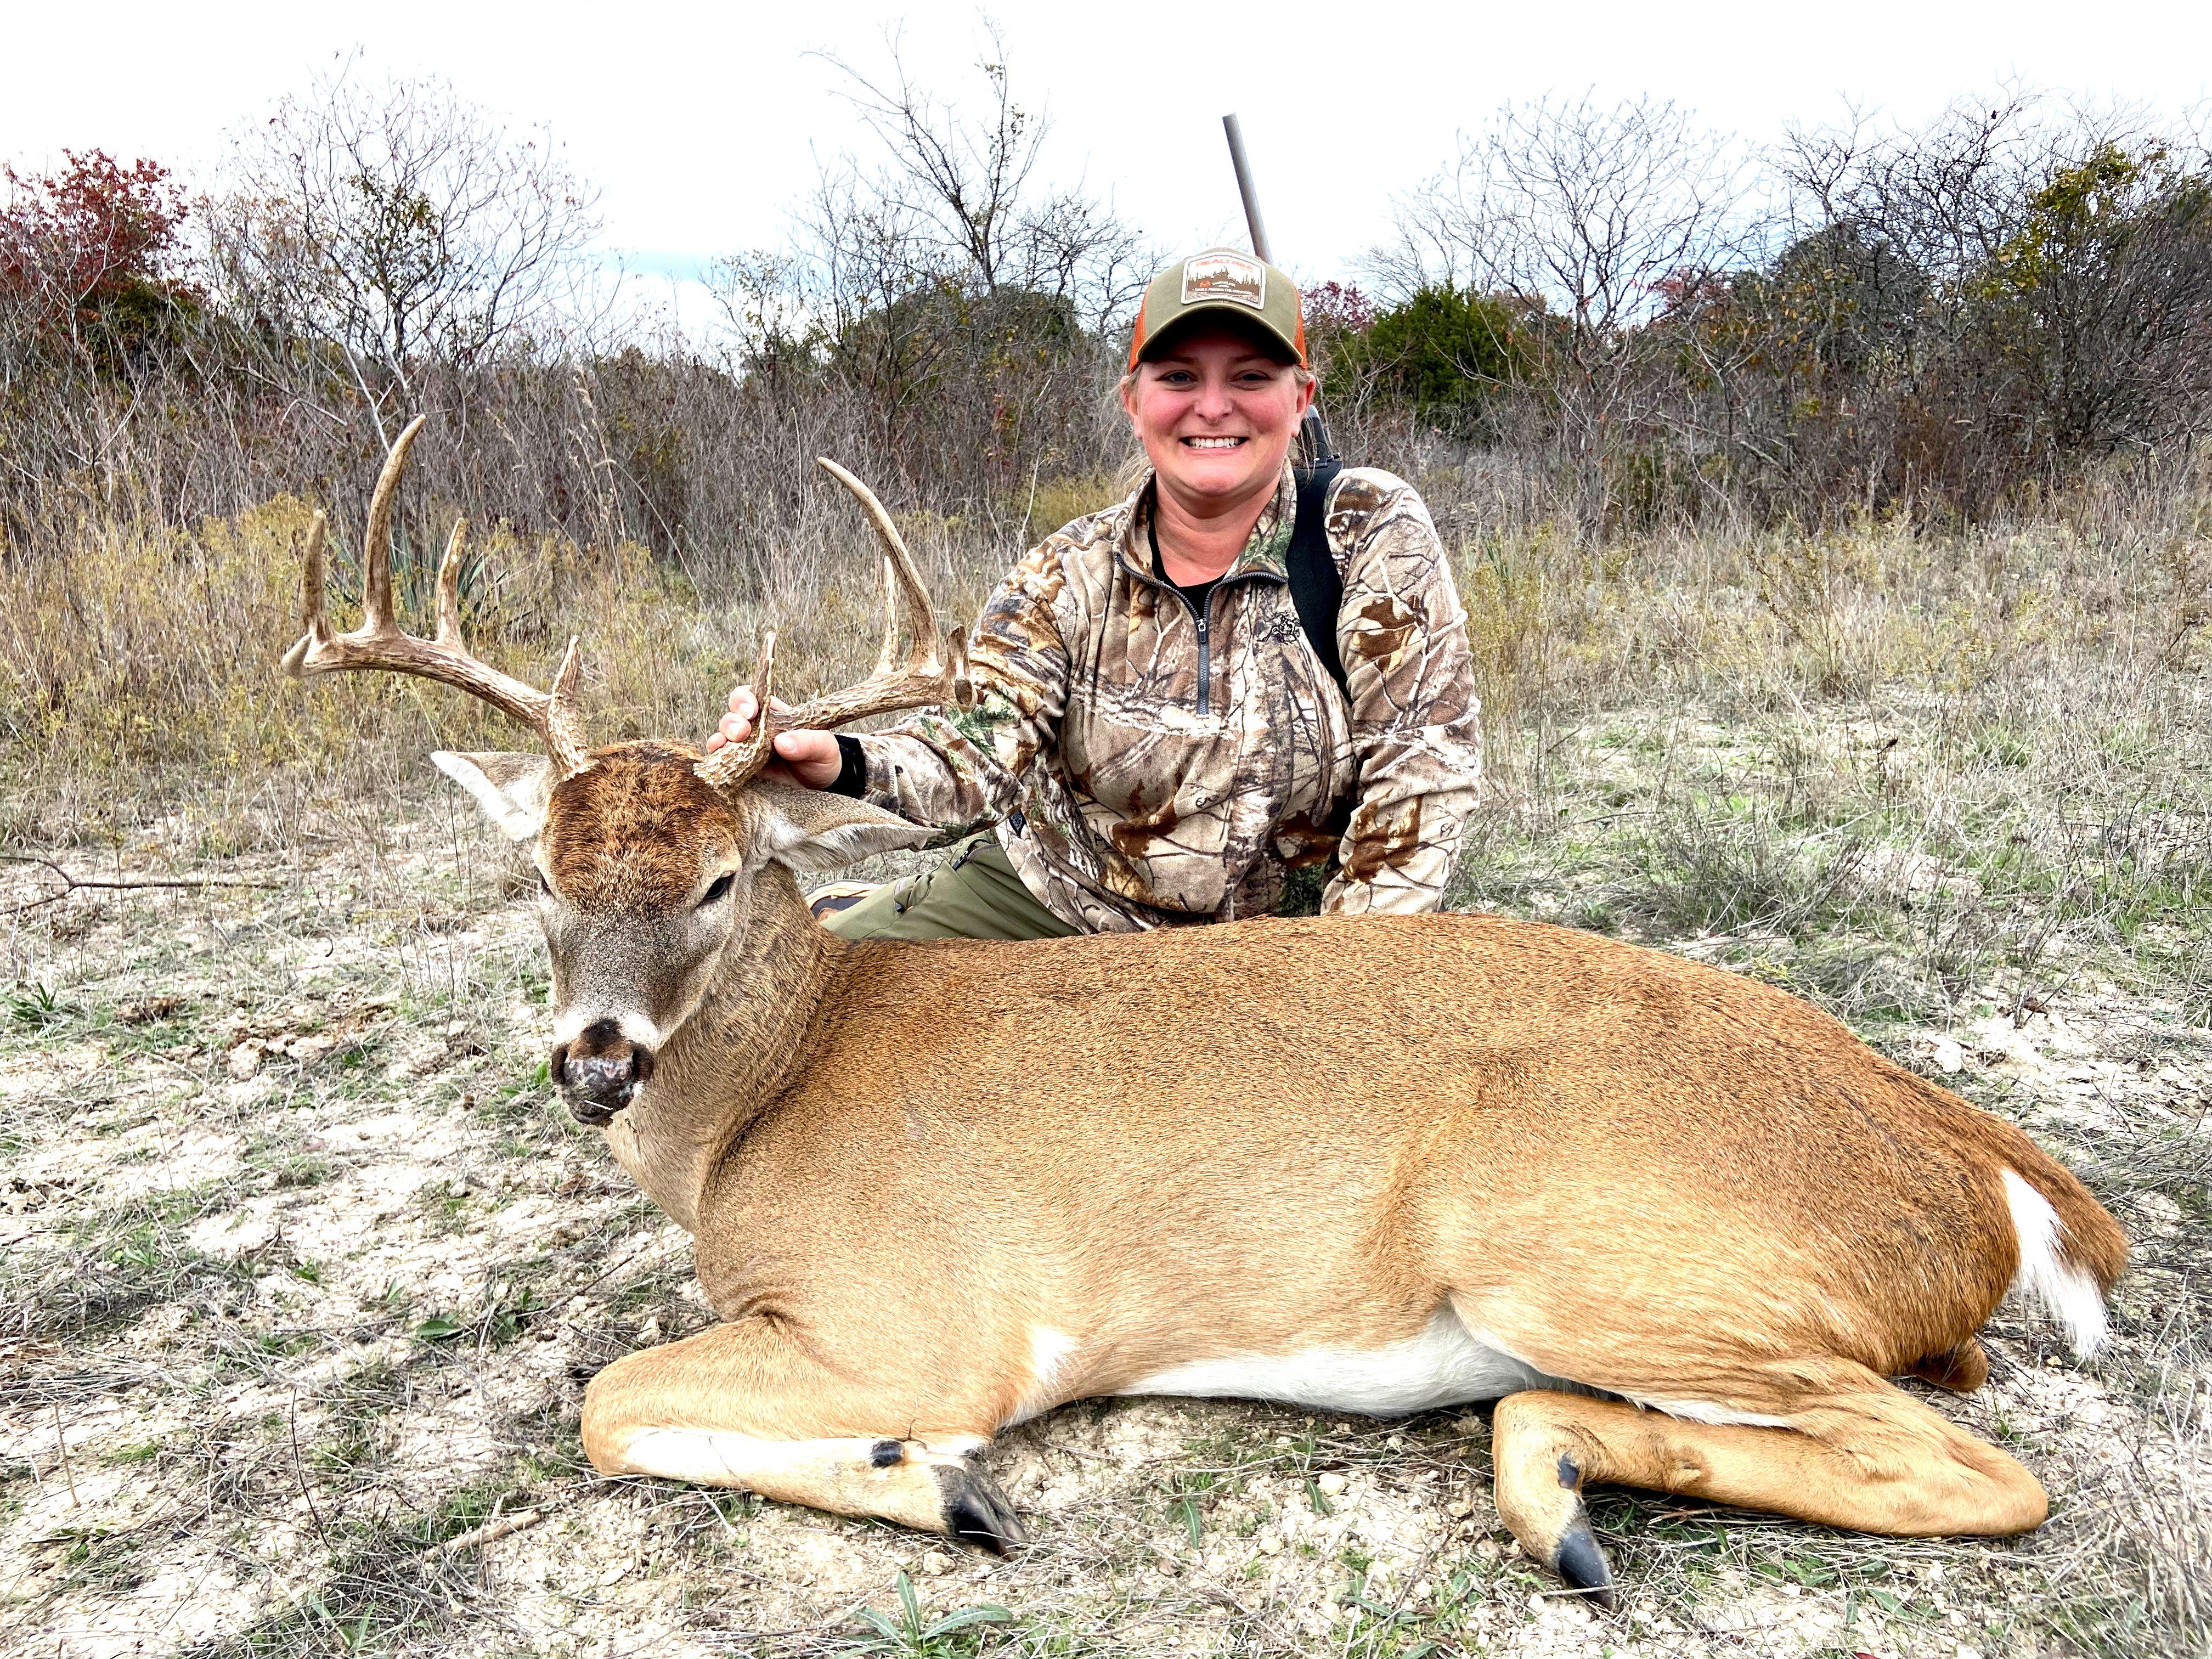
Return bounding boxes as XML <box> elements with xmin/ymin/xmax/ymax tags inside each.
<box><xmin>552</xmin><ymin>1019</ymin><xmax>657</xmax><ymax>1124</ymax></box>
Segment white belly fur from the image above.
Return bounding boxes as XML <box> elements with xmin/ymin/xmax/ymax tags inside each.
<box><xmin>1121</xmin><ymin>1308</ymin><xmax>1563</xmax><ymax>1416</ymax></box>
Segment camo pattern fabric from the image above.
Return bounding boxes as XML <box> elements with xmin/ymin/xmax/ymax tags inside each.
<box><xmin>854</xmin><ymin>463</ymin><xmax>1482</xmax><ymax>931</ymax></box>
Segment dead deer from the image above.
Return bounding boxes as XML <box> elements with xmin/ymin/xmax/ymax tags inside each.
<box><xmin>283</xmin><ymin>417</ymin><xmax>2126</xmax><ymax>1604</ymax></box>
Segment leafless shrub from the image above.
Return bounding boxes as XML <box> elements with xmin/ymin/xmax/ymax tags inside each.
<box><xmin>202</xmin><ymin>56</ymin><xmax>601</xmax><ymax>443</ymax></box>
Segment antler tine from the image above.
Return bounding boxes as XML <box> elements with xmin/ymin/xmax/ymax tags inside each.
<box><xmin>434</xmin><ymin>517</ymin><xmax>467</xmax><ymax>647</ymax></box>
<box><xmin>279</xmin><ymin>421</ymin><xmax>594</xmax><ymax>779</ymax></box>
<box><xmin>693</xmin><ymin>461</ymin><xmax>971</xmax><ymax>793</ymax></box>
<box><xmin>815</xmin><ymin>458</ymin><xmax>940</xmax><ymax>669</ymax></box>
<box><xmin>362</xmin><ymin>416</ymin><xmax>426</xmax><ymax>631</ymax></box>
<box><xmin>544</xmin><ymin>635</ymin><xmax>589</xmax><ymax>777</ymax></box>
<box><xmin>280</xmin><ymin>511</ymin><xmax>333</xmax><ymax>677</ymax></box>
<box><xmin>946</xmin><ymin>626</ymin><xmax>973</xmax><ymax>708</ymax></box>
<box><xmin>695</xmin><ymin>628</ymin><xmax>779</xmax><ymax>790</ymax></box>
<box><xmin>873</xmin><ymin>555</ymin><xmax>900</xmax><ymax>676</ymax></box>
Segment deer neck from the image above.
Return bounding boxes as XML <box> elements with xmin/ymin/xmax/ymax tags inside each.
<box><xmin>599</xmin><ymin>862</ymin><xmax>840</xmax><ymax>1231</ymax></box>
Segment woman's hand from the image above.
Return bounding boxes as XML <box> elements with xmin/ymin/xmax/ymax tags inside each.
<box><xmin>705</xmin><ymin>686</ymin><xmax>847</xmax><ymax>789</ymax></box>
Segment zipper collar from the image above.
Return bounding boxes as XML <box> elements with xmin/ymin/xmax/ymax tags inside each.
<box><xmin>1112</xmin><ymin>466</ymin><xmax>1299</xmax><ymax>592</ymax></box>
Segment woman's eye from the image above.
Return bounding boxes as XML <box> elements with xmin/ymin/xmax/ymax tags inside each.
<box><xmin>700</xmin><ymin>873</ymin><xmax>736</xmax><ymax>907</ymax></box>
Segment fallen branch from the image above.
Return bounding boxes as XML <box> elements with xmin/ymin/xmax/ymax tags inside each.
<box><xmin>0</xmin><ymin>854</ymin><xmax>283</xmax><ymax>916</ymax></box>
<box><xmin>427</xmin><ymin>1505</ymin><xmax>548</xmax><ymax>1558</ymax></box>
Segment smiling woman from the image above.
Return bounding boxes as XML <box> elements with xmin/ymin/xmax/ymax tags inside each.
<box><xmin>708</xmin><ymin>249</ymin><xmax>1484</xmax><ymax>938</ymax></box>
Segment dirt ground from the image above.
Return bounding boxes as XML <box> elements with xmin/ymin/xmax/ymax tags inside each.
<box><xmin>3</xmin><ymin>714</ymin><xmax>2207</xmax><ymax>1659</ymax></box>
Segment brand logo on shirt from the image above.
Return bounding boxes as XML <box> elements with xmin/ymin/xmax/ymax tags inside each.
<box><xmin>1182</xmin><ymin>252</ymin><xmax>1266</xmax><ymax>310</ymax></box>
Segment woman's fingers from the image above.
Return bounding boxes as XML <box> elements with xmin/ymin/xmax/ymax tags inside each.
<box><xmin>706</xmin><ymin>690</ymin><xmax>828</xmax><ymax>777</ymax></box>
<box><xmin>709</xmin><ymin>686</ymin><xmax>781</xmax><ymax>752</ymax></box>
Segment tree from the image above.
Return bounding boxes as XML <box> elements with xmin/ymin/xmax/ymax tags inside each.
<box><xmin>0</xmin><ymin>150</ymin><xmax>194</xmax><ymax>372</ymax></box>
<box><xmin>1336</xmin><ymin>287</ymin><xmax>1531</xmax><ymax>435</ymax></box>
<box><xmin>1374</xmin><ymin>96</ymin><xmax>1748</xmax><ymax>511</ymax></box>
<box><xmin>708</xmin><ymin>26</ymin><xmax>1148</xmax><ymax>496</ymax></box>
<box><xmin>205</xmin><ymin>61</ymin><xmax>600</xmax><ymax>443</ymax></box>
<box><xmin>1970</xmin><ymin>142</ymin><xmax>2212</xmax><ymax>452</ymax></box>
<box><xmin>812</xmin><ymin>21</ymin><xmax>1149</xmax><ymax>335</ymax></box>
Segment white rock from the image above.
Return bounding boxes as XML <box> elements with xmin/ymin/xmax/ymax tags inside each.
<box><xmin>1316</xmin><ymin>1472</ymin><xmax>1347</xmax><ymax>1496</ymax></box>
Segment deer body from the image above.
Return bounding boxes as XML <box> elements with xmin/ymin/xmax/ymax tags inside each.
<box><xmin>285</xmin><ymin>434</ymin><xmax>2126</xmax><ymax>1602</ymax></box>
<box><xmin>555</xmin><ymin>808</ymin><xmax>2121</xmax><ymax>1598</ymax></box>
<box><xmin>600</xmin><ymin>850</ymin><xmax>2106</xmax><ymax>1435</ymax></box>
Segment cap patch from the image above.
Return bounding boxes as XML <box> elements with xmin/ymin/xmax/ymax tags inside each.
<box><xmin>1182</xmin><ymin>252</ymin><xmax>1266</xmax><ymax>310</ymax></box>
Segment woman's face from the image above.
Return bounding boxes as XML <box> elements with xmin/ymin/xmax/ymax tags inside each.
<box><xmin>1122</xmin><ymin>326</ymin><xmax>1314</xmax><ymax>512</ymax></box>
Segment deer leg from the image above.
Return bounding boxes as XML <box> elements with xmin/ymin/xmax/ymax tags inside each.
<box><xmin>1489</xmin><ymin>1372</ymin><xmax>2047</xmax><ymax>1606</ymax></box>
<box><xmin>579</xmin><ymin>1318</ymin><xmax>1025</xmax><ymax>1550</ymax></box>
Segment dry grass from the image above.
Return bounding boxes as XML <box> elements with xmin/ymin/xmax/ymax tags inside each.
<box><xmin>3</xmin><ymin>465</ymin><xmax>2209</xmax><ymax>1657</ymax></box>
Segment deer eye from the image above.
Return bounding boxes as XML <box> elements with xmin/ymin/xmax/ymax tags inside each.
<box><xmin>536</xmin><ymin>867</ymin><xmax>552</xmax><ymax>898</ymax></box>
<box><xmin>699</xmin><ymin>873</ymin><xmax>735</xmax><ymax>907</ymax></box>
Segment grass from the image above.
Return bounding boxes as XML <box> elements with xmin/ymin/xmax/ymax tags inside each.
<box><xmin>2</xmin><ymin>460</ymin><xmax>2209</xmax><ymax>1656</ymax></box>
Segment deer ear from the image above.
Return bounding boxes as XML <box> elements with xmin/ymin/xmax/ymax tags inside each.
<box><xmin>431</xmin><ymin>752</ymin><xmax>554</xmax><ymax>841</ymax></box>
<box><xmin>747</xmin><ymin>780</ymin><xmax>939</xmax><ymax>873</ymax></box>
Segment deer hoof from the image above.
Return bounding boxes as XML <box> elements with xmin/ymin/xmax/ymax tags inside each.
<box><xmin>934</xmin><ymin>1464</ymin><xmax>1026</xmax><ymax>1553</ymax></box>
<box><xmin>1553</xmin><ymin>1520</ymin><xmax>1615</xmax><ymax>1609</ymax></box>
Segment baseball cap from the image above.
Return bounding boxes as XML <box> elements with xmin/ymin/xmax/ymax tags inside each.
<box><xmin>1128</xmin><ymin>248</ymin><xmax>1306</xmax><ymax>370</ymax></box>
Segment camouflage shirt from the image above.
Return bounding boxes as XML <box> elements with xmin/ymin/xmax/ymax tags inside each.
<box><xmin>855</xmin><ymin>464</ymin><xmax>1482</xmax><ymax>931</ymax></box>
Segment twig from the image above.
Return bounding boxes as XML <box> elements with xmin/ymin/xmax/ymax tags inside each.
<box><xmin>428</xmin><ymin>1505</ymin><xmax>548</xmax><ymax>1558</ymax></box>
<box><xmin>289</xmin><ymin>1393</ymin><xmax>329</xmax><ymax>1547</ymax></box>
<box><xmin>0</xmin><ymin>855</ymin><xmax>282</xmax><ymax>917</ymax></box>
<box><xmin>53</xmin><ymin>1403</ymin><xmax>78</xmax><ymax>1506</ymax></box>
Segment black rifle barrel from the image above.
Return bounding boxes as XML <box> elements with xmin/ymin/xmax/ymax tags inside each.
<box><xmin>1221</xmin><ymin>114</ymin><xmax>1273</xmax><ymax>264</ymax></box>
<box><xmin>1219</xmin><ymin>113</ymin><xmax>1335</xmax><ymax>465</ymax></box>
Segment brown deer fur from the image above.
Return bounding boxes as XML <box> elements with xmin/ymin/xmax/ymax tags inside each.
<box><xmin>420</xmin><ymin>741</ymin><xmax>2125</xmax><ymax>1602</ymax></box>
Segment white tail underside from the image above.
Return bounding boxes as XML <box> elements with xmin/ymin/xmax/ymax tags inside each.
<box><xmin>2002</xmin><ymin>1168</ymin><xmax>2108</xmax><ymax>1356</ymax></box>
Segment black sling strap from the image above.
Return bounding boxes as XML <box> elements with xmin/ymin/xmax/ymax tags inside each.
<box><xmin>1286</xmin><ymin>457</ymin><xmax>1347</xmax><ymax>699</ymax></box>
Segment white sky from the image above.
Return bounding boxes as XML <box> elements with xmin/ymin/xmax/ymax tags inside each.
<box><xmin>7</xmin><ymin>0</ymin><xmax>2209</xmax><ymax>325</ymax></box>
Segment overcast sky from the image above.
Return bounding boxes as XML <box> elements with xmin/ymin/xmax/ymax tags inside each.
<box><xmin>7</xmin><ymin>0</ymin><xmax>2209</xmax><ymax>324</ymax></box>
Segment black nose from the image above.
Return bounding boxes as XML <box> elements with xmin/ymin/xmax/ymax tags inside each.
<box><xmin>551</xmin><ymin>1019</ymin><xmax>656</xmax><ymax>1124</ymax></box>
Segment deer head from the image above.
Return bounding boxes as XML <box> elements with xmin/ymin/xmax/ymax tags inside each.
<box><xmin>284</xmin><ymin>420</ymin><xmax>973</xmax><ymax>1124</ymax></box>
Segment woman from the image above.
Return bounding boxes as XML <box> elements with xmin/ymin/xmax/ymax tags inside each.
<box><xmin>708</xmin><ymin>248</ymin><xmax>1482</xmax><ymax>940</ymax></box>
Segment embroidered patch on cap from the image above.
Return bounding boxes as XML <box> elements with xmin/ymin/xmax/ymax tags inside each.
<box><xmin>1181</xmin><ymin>252</ymin><xmax>1266</xmax><ymax>309</ymax></box>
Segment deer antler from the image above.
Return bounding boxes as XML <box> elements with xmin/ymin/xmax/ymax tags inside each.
<box><xmin>696</xmin><ymin>459</ymin><xmax>974</xmax><ymax>792</ymax></box>
<box><xmin>280</xmin><ymin>415</ymin><xmax>592</xmax><ymax>778</ymax></box>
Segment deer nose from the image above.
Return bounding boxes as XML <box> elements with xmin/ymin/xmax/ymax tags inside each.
<box><xmin>552</xmin><ymin>1019</ymin><xmax>656</xmax><ymax>1124</ymax></box>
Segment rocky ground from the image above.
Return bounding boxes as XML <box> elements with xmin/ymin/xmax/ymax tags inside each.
<box><xmin>2</xmin><ymin>731</ymin><xmax>2208</xmax><ymax>1659</ymax></box>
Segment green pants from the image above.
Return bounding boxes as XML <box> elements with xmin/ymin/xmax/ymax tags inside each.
<box><xmin>819</xmin><ymin>836</ymin><xmax>1081</xmax><ymax>942</ymax></box>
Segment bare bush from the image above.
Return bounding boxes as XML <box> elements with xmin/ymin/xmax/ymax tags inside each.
<box><xmin>203</xmin><ymin>58</ymin><xmax>600</xmax><ymax>442</ymax></box>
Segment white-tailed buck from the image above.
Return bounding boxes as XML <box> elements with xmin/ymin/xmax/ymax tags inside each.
<box><xmin>285</xmin><ymin>418</ymin><xmax>2125</xmax><ymax>1604</ymax></box>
